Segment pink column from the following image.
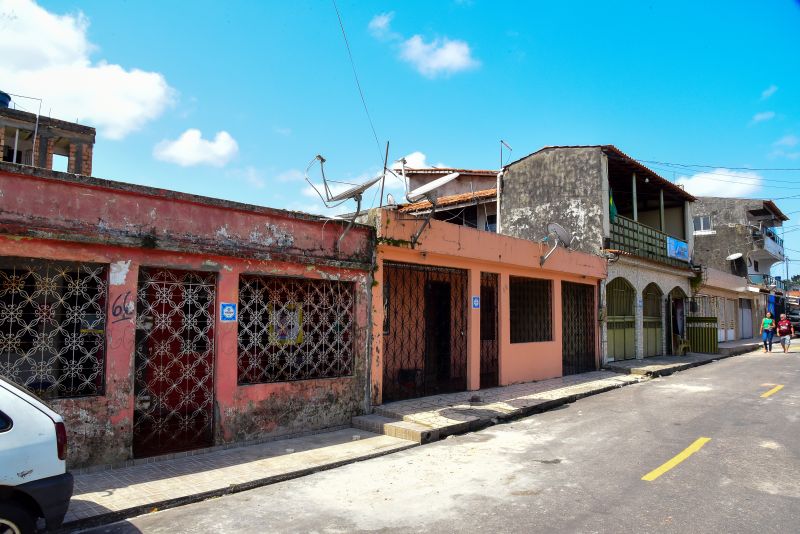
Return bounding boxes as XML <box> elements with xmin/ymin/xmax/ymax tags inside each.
<box><xmin>552</xmin><ymin>279</ymin><xmax>563</xmax><ymax>376</ymax></box>
<box><xmin>498</xmin><ymin>272</ymin><xmax>510</xmax><ymax>385</ymax></box>
<box><xmin>104</xmin><ymin>260</ymin><xmax>139</xmax><ymax>448</ymax></box>
<box><xmin>467</xmin><ymin>268</ymin><xmax>481</xmax><ymax>391</ymax></box>
<box><xmin>214</xmin><ymin>267</ymin><xmax>240</xmax><ymax>443</ymax></box>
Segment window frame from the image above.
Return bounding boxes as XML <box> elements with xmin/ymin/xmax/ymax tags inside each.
<box><xmin>509</xmin><ymin>276</ymin><xmax>553</xmax><ymax>344</ymax></box>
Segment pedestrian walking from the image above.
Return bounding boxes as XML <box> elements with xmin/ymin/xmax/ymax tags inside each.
<box><xmin>777</xmin><ymin>313</ymin><xmax>794</xmax><ymax>354</ymax></box>
<box><xmin>760</xmin><ymin>311</ymin><xmax>776</xmax><ymax>353</ymax></box>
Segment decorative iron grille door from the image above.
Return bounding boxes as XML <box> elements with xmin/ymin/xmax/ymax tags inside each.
<box><xmin>382</xmin><ymin>262</ymin><xmax>467</xmax><ymax>402</ymax></box>
<box><xmin>561</xmin><ymin>282</ymin><xmax>596</xmax><ymax>375</ymax></box>
<box><xmin>642</xmin><ymin>284</ymin><xmax>663</xmax><ymax>357</ymax></box>
<box><xmin>479</xmin><ymin>272</ymin><xmax>499</xmax><ymax>388</ymax></box>
<box><xmin>133</xmin><ymin>268</ymin><xmax>216</xmax><ymax>457</ymax></box>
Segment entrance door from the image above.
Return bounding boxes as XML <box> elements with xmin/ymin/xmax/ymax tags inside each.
<box><xmin>739</xmin><ymin>299</ymin><xmax>753</xmax><ymax>338</ymax></box>
<box><xmin>479</xmin><ymin>273</ymin><xmax>499</xmax><ymax>388</ymax></box>
<box><xmin>382</xmin><ymin>262</ymin><xmax>468</xmax><ymax>402</ymax></box>
<box><xmin>725</xmin><ymin>299</ymin><xmax>736</xmax><ymax>340</ymax></box>
<box><xmin>133</xmin><ymin>268</ymin><xmax>216</xmax><ymax>458</ymax></box>
<box><xmin>425</xmin><ymin>281</ymin><xmax>452</xmax><ymax>392</ymax></box>
<box><xmin>642</xmin><ymin>284</ymin><xmax>664</xmax><ymax>357</ymax></box>
<box><xmin>606</xmin><ymin>278</ymin><xmax>636</xmax><ymax>361</ymax></box>
<box><xmin>562</xmin><ymin>282</ymin><xmax>596</xmax><ymax>375</ymax></box>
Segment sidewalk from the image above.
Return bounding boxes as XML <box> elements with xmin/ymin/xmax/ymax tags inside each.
<box><xmin>602</xmin><ymin>350</ymin><xmax>734</xmax><ymax>377</ymax></box>
<box><xmin>353</xmin><ymin>371</ymin><xmax>645</xmax><ymax>442</ymax></box>
<box><xmin>62</xmin><ymin>429</ymin><xmax>415</xmax><ymax>531</ymax></box>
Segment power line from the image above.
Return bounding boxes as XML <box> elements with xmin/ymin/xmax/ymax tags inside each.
<box><xmin>637</xmin><ymin>160</ymin><xmax>800</xmax><ymax>172</ymax></box>
<box><xmin>331</xmin><ymin>0</ymin><xmax>384</xmax><ymax>164</ymax></box>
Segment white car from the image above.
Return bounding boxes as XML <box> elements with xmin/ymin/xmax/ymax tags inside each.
<box><xmin>0</xmin><ymin>377</ymin><xmax>73</xmax><ymax>533</ymax></box>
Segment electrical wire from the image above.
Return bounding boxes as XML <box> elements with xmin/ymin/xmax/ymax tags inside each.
<box><xmin>331</xmin><ymin>0</ymin><xmax>384</xmax><ymax>165</ymax></box>
<box><xmin>637</xmin><ymin>160</ymin><xmax>800</xmax><ymax>172</ymax></box>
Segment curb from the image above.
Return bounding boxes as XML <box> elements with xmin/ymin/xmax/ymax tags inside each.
<box><xmin>601</xmin><ymin>350</ymin><xmax>750</xmax><ymax>378</ymax></box>
<box><xmin>59</xmin><ymin>441</ymin><xmax>418</xmax><ymax>533</ymax></box>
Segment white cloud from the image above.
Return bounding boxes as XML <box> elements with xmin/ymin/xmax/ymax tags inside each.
<box><xmin>276</xmin><ymin>169</ymin><xmax>304</xmax><ymax>182</ymax></box>
<box><xmin>676</xmin><ymin>168</ymin><xmax>763</xmax><ymax>197</ymax></box>
<box><xmin>774</xmin><ymin>134</ymin><xmax>798</xmax><ymax>148</ymax></box>
<box><xmin>368</xmin><ymin>11</ymin><xmax>479</xmax><ymax>78</ymax></box>
<box><xmin>368</xmin><ymin>12</ymin><xmax>397</xmax><ymax>40</ymax></box>
<box><xmin>400</xmin><ymin>35</ymin><xmax>479</xmax><ymax>77</ymax></box>
<box><xmin>393</xmin><ymin>151</ymin><xmax>448</xmax><ymax>169</ymax></box>
<box><xmin>761</xmin><ymin>85</ymin><xmax>778</xmax><ymax>100</ymax></box>
<box><xmin>0</xmin><ymin>0</ymin><xmax>174</xmax><ymax>139</ymax></box>
<box><xmin>751</xmin><ymin>111</ymin><xmax>775</xmax><ymax>124</ymax></box>
<box><xmin>153</xmin><ymin>129</ymin><xmax>238</xmax><ymax>167</ymax></box>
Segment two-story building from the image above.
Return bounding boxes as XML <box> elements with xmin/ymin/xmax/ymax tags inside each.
<box><xmin>691</xmin><ymin>197</ymin><xmax>789</xmax><ymax>341</ymax></box>
<box><xmin>499</xmin><ymin>145</ymin><xmax>698</xmax><ymax>362</ymax></box>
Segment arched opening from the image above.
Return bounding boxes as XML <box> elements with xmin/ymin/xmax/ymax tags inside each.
<box><xmin>642</xmin><ymin>283</ymin><xmax>663</xmax><ymax>357</ymax></box>
<box><xmin>667</xmin><ymin>286</ymin><xmax>688</xmax><ymax>354</ymax></box>
<box><xmin>606</xmin><ymin>277</ymin><xmax>636</xmax><ymax>361</ymax></box>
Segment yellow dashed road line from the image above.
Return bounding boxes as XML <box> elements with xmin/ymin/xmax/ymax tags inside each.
<box><xmin>761</xmin><ymin>385</ymin><xmax>784</xmax><ymax>398</ymax></box>
<box><xmin>642</xmin><ymin>437</ymin><xmax>712</xmax><ymax>482</ymax></box>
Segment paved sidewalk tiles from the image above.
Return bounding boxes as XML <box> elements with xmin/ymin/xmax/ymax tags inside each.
<box><xmin>63</xmin><ymin>429</ymin><xmax>415</xmax><ymax>531</ymax></box>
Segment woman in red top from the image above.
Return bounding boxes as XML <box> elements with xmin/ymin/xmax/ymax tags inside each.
<box><xmin>777</xmin><ymin>313</ymin><xmax>795</xmax><ymax>353</ymax></box>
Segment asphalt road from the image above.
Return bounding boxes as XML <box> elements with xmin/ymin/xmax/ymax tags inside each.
<box><xmin>80</xmin><ymin>350</ymin><xmax>800</xmax><ymax>534</ymax></box>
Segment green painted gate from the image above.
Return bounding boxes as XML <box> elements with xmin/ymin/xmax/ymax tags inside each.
<box><xmin>687</xmin><ymin>316</ymin><xmax>719</xmax><ymax>354</ymax></box>
<box><xmin>607</xmin><ymin>278</ymin><xmax>636</xmax><ymax>361</ymax></box>
<box><xmin>642</xmin><ymin>283</ymin><xmax>663</xmax><ymax>357</ymax></box>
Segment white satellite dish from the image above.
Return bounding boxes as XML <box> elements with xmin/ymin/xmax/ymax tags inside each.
<box><xmin>305</xmin><ymin>153</ymin><xmax>385</xmax><ymax>253</ymax></box>
<box><xmin>386</xmin><ymin>193</ymin><xmax>396</xmax><ymax>206</ymax></box>
<box><xmin>540</xmin><ymin>222</ymin><xmax>577</xmax><ymax>266</ymax></box>
<box><xmin>725</xmin><ymin>252</ymin><xmax>743</xmax><ymax>261</ymax></box>
<box><xmin>328</xmin><ymin>175</ymin><xmax>382</xmax><ymax>202</ymax></box>
<box><xmin>406</xmin><ymin>172</ymin><xmax>460</xmax><ymax>203</ymax></box>
<box><xmin>547</xmin><ymin>222</ymin><xmax>576</xmax><ymax>248</ymax></box>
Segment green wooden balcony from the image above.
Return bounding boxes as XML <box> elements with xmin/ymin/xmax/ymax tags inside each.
<box><xmin>609</xmin><ymin>215</ymin><xmax>690</xmax><ymax>268</ymax></box>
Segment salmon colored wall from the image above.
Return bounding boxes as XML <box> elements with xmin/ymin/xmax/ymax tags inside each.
<box><xmin>371</xmin><ymin>210</ymin><xmax>606</xmax><ymax>405</ymax></box>
<box><xmin>0</xmin><ymin>235</ymin><xmax>371</xmax><ymax>468</ymax></box>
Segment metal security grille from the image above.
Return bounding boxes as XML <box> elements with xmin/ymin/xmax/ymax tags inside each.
<box><xmin>133</xmin><ymin>268</ymin><xmax>216</xmax><ymax>458</ymax></box>
<box><xmin>509</xmin><ymin>276</ymin><xmax>552</xmax><ymax>343</ymax></box>
<box><xmin>561</xmin><ymin>282</ymin><xmax>596</xmax><ymax>375</ymax></box>
<box><xmin>480</xmin><ymin>272</ymin><xmax>499</xmax><ymax>388</ymax></box>
<box><xmin>237</xmin><ymin>275</ymin><xmax>355</xmax><ymax>384</ymax></box>
<box><xmin>382</xmin><ymin>262</ymin><xmax>467</xmax><ymax>402</ymax></box>
<box><xmin>642</xmin><ymin>283</ymin><xmax>663</xmax><ymax>357</ymax></box>
<box><xmin>606</xmin><ymin>277</ymin><xmax>636</xmax><ymax>361</ymax></box>
<box><xmin>0</xmin><ymin>257</ymin><xmax>107</xmax><ymax>398</ymax></box>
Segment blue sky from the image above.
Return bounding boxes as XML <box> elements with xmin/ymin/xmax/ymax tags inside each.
<box><xmin>4</xmin><ymin>0</ymin><xmax>800</xmax><ymax>276</ymax></box>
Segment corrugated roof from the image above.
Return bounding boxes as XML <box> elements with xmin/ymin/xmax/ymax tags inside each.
<box><xmin>504</xmin><ymin>144</ymin><xmax>697</xmax><ymax>202</ymax></box>
<box><xmin>398</xmin><ymin>188</ymin><xmax>497</xmax><ymax>213</ymax></box>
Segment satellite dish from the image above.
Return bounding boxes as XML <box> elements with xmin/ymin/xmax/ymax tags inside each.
<box><xmin>328</xmin><ymin>175</ymin><xmax>382</xmax><ymax>202</ymax></box>
<box><xmin>725</xmin><ymin>252</ymin><xmax>743</xmax><ymax>261</ymax></box>
<box><xmin>547</xmin><ymin>222</ymin><xmax>575</xmax><ymax>248</ymax></box>
<box><xmin>406</xmin><ymin>172</ymin><xmax>460</xmax><ymax>203</ymax></box>
<box><xmin>386</xmin><ymin>193</ymin><xmax>396</xmax><ymax>206</ymax></box>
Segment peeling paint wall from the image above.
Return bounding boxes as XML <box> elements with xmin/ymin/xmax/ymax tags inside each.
<box><xmin>500</xmin><ymin>147</ymin><xmax>605</xmax><ymax>255</ymax></box>
<box><xmin>0</xmin><ymin>167</ymin><xmax>374</xmax><ymax>469</ymax></box>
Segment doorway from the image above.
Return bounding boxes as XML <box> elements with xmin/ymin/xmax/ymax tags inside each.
<box><xmin>606</xmin><ymin>278</ymin><xmax>636</xmax><ymax>361</ymax></box>
<box><xmin>133</xmin><ymin>268</ymin><xmax>216</xmax><ymax>457</ymax></box>
<box><xmin>739</xmin><ymin>299</ymin><xmax>753</xmax><ymax>338</ymax></box>
<box><xmin>479</xmin><ymin>272</ymin><xmax>499</xmax><ymax>388</ymax></box>
<box><xmin>562</xmin><ymin>282</ymin><xmax>596</xmax><ymax>374</ymax></box>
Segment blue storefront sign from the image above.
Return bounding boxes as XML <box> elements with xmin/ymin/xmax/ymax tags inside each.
<box><xmin>472</xmin><ymin>296</ymin><xmax>480</xmax><ymax>309</ymax></box>
<box><xmin>220</xmin><ymin>302</ymin><xmax>237</xmax><ymax>322</ymax></box>
<box><xmin>666</xmin><ymin>237</ymin><xmax>689</xmax><ymax>262</ymax></box>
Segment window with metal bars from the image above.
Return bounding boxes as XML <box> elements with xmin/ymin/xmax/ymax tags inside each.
<box><xmin>509</xmin><ymin>276</ymin><xmax>552</xmax><ymax>343</ymax></box>
<box><xmin>0</xmin><ymin>257</ymin><xmax>107</xmax><ymax>398</ymax></box>
<box><xmin>237</xmin><ymin>275</ymin><xmax>355</xmax><ymax>384</ymax></box>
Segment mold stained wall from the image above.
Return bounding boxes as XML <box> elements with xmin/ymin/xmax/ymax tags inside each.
<box><xmin>500</xmin><ymin>147</ymin><xmax>607</xmax><ymax>255</ymax></box>
<box><xmin>0</xmin><ymin>167</ymin><xmax>374</xmax><ymax>468</ymax></box>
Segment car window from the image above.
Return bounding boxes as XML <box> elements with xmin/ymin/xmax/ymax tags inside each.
<box><xmin>0</xmin><ymin>410</ymin><xmax>11</xmax><ymax>432</ymax></box>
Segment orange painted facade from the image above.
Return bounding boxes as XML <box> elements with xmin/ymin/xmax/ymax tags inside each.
<box><xmin>370</xmin><ymin>209</ymin><xmax>607</xmax><ymax>405</ymax></box>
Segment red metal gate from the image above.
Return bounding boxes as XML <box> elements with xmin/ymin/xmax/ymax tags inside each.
<box><xmin>133</xmin><ymin>268</ymin><xmax>216</xmax><ymax>457</ymax></box>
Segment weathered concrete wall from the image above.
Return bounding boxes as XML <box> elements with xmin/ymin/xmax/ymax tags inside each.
<box><xmin>500</xmin><ymin>147</ymin><xmax>605</xmax><ymax>255</ymax></box>
<box><xmin>0</xmin><ymin>163</ymin><xmax>373</xmax><ymax>268</ymax></box>
<box><xmin>694</xmin><ymin>224</ymin><xmax>753</xmax><ymax>274</ymax></box>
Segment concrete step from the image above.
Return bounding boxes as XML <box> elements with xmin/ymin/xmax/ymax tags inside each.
<box><xmin>352</xmin><ymin>414</ymin><xmax>439</xmax><ymax>444</ymax></box>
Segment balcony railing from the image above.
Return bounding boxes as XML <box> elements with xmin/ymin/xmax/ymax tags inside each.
<box><xmin>763</xmin><ymin>275</ymin><xmax>787</xmax><ymax>292</ymax></box>
<box><xmin>764</xmin><ymin>227</ymin><xmax>784</xmax><ymax>247</ymax></box>
<box><xmin>609</xmin><ymin>215</ymin><xmax>689</xmax><ymax>268</ymax></box>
